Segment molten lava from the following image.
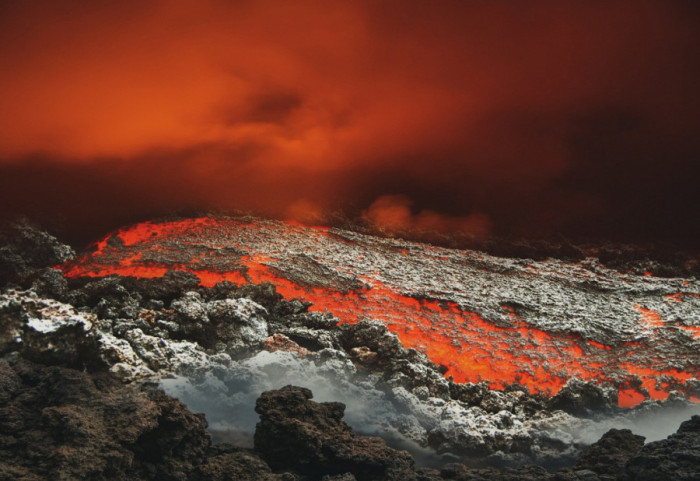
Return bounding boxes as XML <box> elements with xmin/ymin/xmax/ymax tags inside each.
<box><xmin>60</xmin><ymin>217</ymin><xmax>700</xmax><ymax>407</ymax></box>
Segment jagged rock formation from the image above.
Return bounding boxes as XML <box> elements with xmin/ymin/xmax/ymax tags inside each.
<box><xmin>574</xmin><ymin>429</ymin><xmax>645</xmax><ymax>478</ymax></box>
<box><xmin>254</xmin><ymin>385</ymin><xmax>415</xmax><ymax>480</ymax></box>
<box><xmin>0</xmin><ymin>359</ymin><xmax>209</xmax><ymax>481</ymax></box>
<box><xmin>624</xmin><ymin>415</ymin><xmax>700</xmax><ymax>481</ymax></box>
<box><xmin>1</xmin><ymin>365</ymin><xmax>696</xmax><ymax>480</ymax></box>
<box><xmin>0</xmin><ymin>220</ymin><xmax>75</xmax><ymax>287</ymax></box>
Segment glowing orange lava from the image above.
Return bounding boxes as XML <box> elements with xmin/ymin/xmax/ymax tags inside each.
<box><xmin>59</xmin><ymin>218</ymin><xmax>700</xmax><ymax>407</ymax></box>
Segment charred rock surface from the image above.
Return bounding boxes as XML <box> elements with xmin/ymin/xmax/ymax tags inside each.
<box><xmin>0</xmin><ymin>220</ymin><xmax>74</xmax><ymax>287</ymax></box>
<box><xmin>574</xmin><ymin>429</ymin><xmax>645</xmax><ymax>478</ymax></box>
<box><xmin>624</xmin><ymin>415</ymin><xmax>700</xmax><ymax>481</ymax></box>
<box><xmin>0</xmin><ymin>359</ymin><xmax>209</xmax><ymax>481</ymax></box>
<box><xmin>254</xmin><ymin>385</ymin><xmax>414</xmax><ymax>480</ymax></box>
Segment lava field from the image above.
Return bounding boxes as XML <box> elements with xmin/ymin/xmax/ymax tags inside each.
<box><xmin>2</xmin><ymin>217</ymin><xmax>700</xmax><ymax>479</ymax></box>
<box><xmin>60</xmin><ymin>217</ymin><xmax>700</xmax><ymax>407</ymax></box>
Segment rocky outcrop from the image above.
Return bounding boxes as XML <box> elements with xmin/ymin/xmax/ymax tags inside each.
<box><xmin>254</xmin><ymin>385</ymin><xmax>415</xmax><ymax>480</ymax></box>
<box><xmin>0</xmin><ymin>220</ymin><xmax>75</xmax><ymax>287</ymax></box>
<box><xmin>0</xmin><ymin>359</ymin><xmax>209</xmax><ymax>481</ymax></box>
<box><xmin>574</xmin><ymin>429</ymin><xmax>645</xmax><ymax>478</ymax></box>
<box><xmin>0</xmin><ymin>356</ymin><xmax>698</xmax><ymax>481</ymax></box>
<box><xmin>624</xmin><ymin>415</ymin><xmax>700</xmax><ymax>481</ymax></box>
<box><xmin>548</xmin><ymin>379</ymin><xmax>617</xmax><ymax>417</ymax></box>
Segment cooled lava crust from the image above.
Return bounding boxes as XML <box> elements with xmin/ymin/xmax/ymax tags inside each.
<box><xmin>60</xmin><ymin>217</ymin><xmax>700</xmax><ymax>407</ymax></box>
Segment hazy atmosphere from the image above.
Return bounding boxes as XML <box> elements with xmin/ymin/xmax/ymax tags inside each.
<box><xmin>1</xmin><ymin>1</ymin><xmax>699</xmax><ymax>248</ymax></box>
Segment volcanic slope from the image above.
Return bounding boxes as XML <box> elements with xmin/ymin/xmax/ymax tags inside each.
<box><xmin>60</xmin><ymin>217</ymin><xmax>700</xmax><ymax>407</ymax></box>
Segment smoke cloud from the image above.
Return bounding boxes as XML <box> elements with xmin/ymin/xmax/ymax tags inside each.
<box><xmin>362</xmin><ymin>195</ymin><xmax>491</xmax><ymax>240</ymax></box>
<box><xmin>1</xmin><ymin>1</ymin><xmax>699</xmax><ymax>247</ymax></box>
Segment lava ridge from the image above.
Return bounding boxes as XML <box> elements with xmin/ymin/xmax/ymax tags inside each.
<box><xmin>60</xmin><ymin>217</ymin><xmax>700</xmax><ymax>407</ymax></box>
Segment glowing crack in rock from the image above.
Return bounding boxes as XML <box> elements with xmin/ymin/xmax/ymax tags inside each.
<box><xmin>60</xmin><ymin>217</ymin><xmax>700</xmax><ymax>407</ymax></box>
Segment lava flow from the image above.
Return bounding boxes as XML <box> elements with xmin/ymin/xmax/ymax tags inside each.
<box><xmin>59</xmin><ymin>217</ymin><xmax>700</xmax><ymax>407</ymax></box>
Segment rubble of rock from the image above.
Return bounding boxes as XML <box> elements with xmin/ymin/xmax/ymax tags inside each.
<box><xmin>0</xmin><ymin>359</ymin><xmax>209</xmax><ymax>481</ymax></box>
<box><xmin>1</xmin><ymin>364</ymin><xmax>697</xmax><ymax>480</ymax></box>
<box><xmin>57</xmin><ymin>217</ymin><xmax>700</xmax><ymax>407</ymax></box>
<box><xmin>0</xmin><ymin>221</ymin><xmax>699</xmax><ymax>480</ymax></box>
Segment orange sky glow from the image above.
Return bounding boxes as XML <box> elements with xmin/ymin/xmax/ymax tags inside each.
<box><xmin>1</xmin><ymin>1</ymin><xmax>698</xmax><ymax>247</ymax></box>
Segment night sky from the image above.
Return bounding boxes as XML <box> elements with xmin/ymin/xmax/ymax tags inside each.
<box><xmin>1</xmin><ymin>1</ymin><xmax>699</xmax><ymax>249</ymax></box>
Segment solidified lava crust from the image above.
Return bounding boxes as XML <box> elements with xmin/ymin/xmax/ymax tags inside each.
<box><xmin>59</xmin><ymin>217</ymin><xmax>700</xmax><ymax>407</ymax></box>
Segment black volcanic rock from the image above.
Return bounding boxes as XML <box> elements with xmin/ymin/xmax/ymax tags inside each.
<box><xmin>0</xmin><ymin>359</ymin><xmax>209</xmax><ymax>481</ymax></box>
<box><xmin>1</xmin><ymin>355</ymin><xmax>699</xmax><ymax>481</ymax></box>
<box><xmin>548</xmin><ymin>379</ymin><xmax>616</xmax><ymax>416</ymax></box>
<box><xmin>574</xmin><ymin>428</ymin><xmax>645</xmax><ymax>478</ymax></box>
<box><xmin>123</xmin><ymin>270</ymin><xmax>202</xmax><ymax>303</ymax></box>
<box><xmin>0</xmin><ymin>289</ymin><xmax>102</xmax><ymax>370</ymax></box>
<box><xmin>254</xmin><ymin>385</ymin><xmax>415</xmax><ymax>480</ymax></box>
<box><xmin>191</xmin><ymin>445</ymin><xmax>295</xmax><ymax>481</ymax></box>
<box><xmin>624</xmin><ymin>415</ymin><xmax>700</xmax><ymax>481</ymax></box>
<box><xmin>0</xmin><ymin>220</ymin><xmax>74</xmax><ymax>288</ymax></box>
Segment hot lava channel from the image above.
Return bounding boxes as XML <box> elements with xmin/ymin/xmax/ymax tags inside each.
<box><xmin>59</xmin><ymin>217</ymin><xmax>700</xmax><ymax>407</ymax></box>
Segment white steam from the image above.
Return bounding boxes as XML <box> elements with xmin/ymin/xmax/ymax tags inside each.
<box><xmin>160</xmin><ymin>349</ymin><xmax>698</xmax><ymax>465</ymax></box>
<box><xmin>160</xmin><ymin>350</ymin><xmax>410</xmax><ymax>447</ymax></box>
<box><xmin>567</xmin><ymin>401</ymin><xmax>700</xmax><ymax>445</ymax></box>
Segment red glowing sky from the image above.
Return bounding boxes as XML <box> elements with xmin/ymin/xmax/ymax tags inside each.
<box><xmin>1</xmin><ymin>1</ymin><xmax>699</xmax><ymax>247</ymax></box>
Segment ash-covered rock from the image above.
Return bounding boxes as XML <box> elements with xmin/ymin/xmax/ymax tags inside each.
<box><xmin>170</xmin><ymin>293</ymin><xmax>269</xmax><ymax>353</ymax></box>
<box><xmin>0</xmin><ymin>289</ymin><xmax>99</xmax><ymax>368</ymax></box>
<box><xmin>2</xmin><ymin>274</ymin><xmax>697</xmax><ymax>470</ymax></box>
<box><xmin>0</xmin><ymin>282</ymin><xmax>564</xmax><ymax>467</ymax></box>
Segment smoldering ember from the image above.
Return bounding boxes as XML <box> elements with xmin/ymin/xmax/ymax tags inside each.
<box><xmin>0</xmin><ymin>217</ymin><xmax>698</xmax><ymax>481</ymax></box>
